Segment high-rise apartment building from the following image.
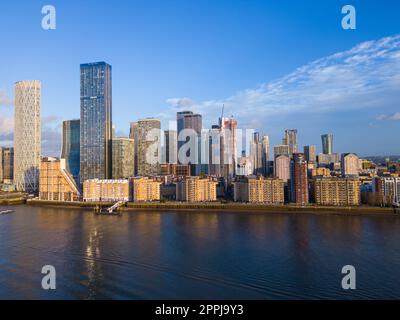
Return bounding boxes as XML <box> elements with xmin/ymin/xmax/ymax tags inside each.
<box><xmin>250</xmin><ymin>132</ymin><xmax>262</xmax><ymax>175</ymax></box>
<box><xmin>372</xmin><ymin>177</ymin><xmax>400</xmax><ymax>206</ymax></box>
<box><xmin>233</xmin><ymin>176</ymin><xmax>284</xmax><ymax>204</ymax></box>
<box><xmin>220</xmin><ymin>116</ymin><xmax>238</xmax><ymax>179</ymax></box>
<box><xmin>14</xmin><ymin>80</ymin><xmax>41</xmax><ymax>193</ymax></box>
<box><xmin>61</xmin><ymin>119</ymin><xmax>80</xmax><ymax>184</ymax></box>
<box><xmin>341</xmin><ymin>153</ymin><xmax>359</xmax><ymax>177</ymax></box>
<box><xmin>290</xmin><ymin>153</ymin><xmax>309</xmax><ymax>205</ymax></box>
<box><xmin>39</xmin><ymin>157</ymin><xmax>81</xmax><ymax>202</ymax></box>
<box><xmin>112</xmin><ymin>138</ymin><xmax>135</xmax><ymax>179</ymax></box>
<box><xmin>262</xmin><ymin>135</ymin><xmax>270</xmax><ymax>176</ymax></box>
<box><xmin>80</xmin><ymin>62</ymin><xmax>112</xmax><ymax>183</ymax></box>
<box><xmin>129</xmin><ymin>121</ymin><xmax>139</xmax><ymax>175</ymax></box>
<box><xmin>208</xmin><ymin>124</ymin><xmax>221</xmax><ymax>177</ymax></box>
<box><xmin>313</xmin><ymin>177</ymin><xmax>360</xmax><ymax>206</ymax></box>
<box><xmin>321</xmin><ymin>133</ymin><xmax>333</xmax><ymax>155</ymax></box>
<box><xmin>137</xmin><ymin>118</ymin><xmax>161</xmax><ymax>176</ymax></box>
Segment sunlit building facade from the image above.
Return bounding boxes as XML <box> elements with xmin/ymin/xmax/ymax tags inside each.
<box><xmin>233</xmin><ymin>176</ymin><xmax>284</xmax><ymax>204</ymax></box>
<box><xmin>61</xmin><ymin>119</ymin><xmax>80</xmax><ymax>184</ymax></box>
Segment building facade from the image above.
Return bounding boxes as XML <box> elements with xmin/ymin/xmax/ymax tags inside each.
<box><xmin>137</xmin><ymin>118</ymin><xmax>161</xmax><ymax>176</ymax></box>
<box><xmin>1</xmin><ymin>147</ymin><xmax>14</xmax><ymax>184</ymax></box>
<box><xmin>274</xmin><ymin>155</ymin><xmax>290</xmax><ymax>183</ymax></box>
<box><xmin>160</xmin><ymin>163</ymin><xmax>191</xmax><ymax>176</ymax></box>
<box><xmin>132</xmin><ymin>177</ymin><xmax>162</xmax><ymax>202</ymax></box>
<box><xmin>290</xmin><ymin>153</ymin><xmax>309</xmax><ymax>205</ymax></box>
<box><xmin>164</xmin><ymin>130</ymin><xmax>177</xmax><ymax>164</ymax></box>
<box><xmin>83</xmin><ymin>179</ymin><xmax>130</xmax><ymax>202</ymax></box>
<box><xmin>373</xmin><ymin>177</ymin><xmax>400</xmax><ymax>206</ymax></box>
<box><xmin>39</xmin><ymin>157</ymin><xmax>81</xmax><ymax>201</ymax></box>
<box><xmin>61</xmin><ymin>119</ymin><xmax>80</xmax><ymax>184</ymax></box>
<box><xmin>321</xmin><ymin>133</ymin><xmax>333</xmax><ymax>155</ymax></box>
<box><xmin>313</xmin><ymin>177</ymin><xmax>360</xmax><ymax>206</ymax></box>
<box><xmin>341</xmin><ymin>153</ymin><xmax>359</xmax><ymax>177</ymax></box>
<box><xmin>250</xmin><ymin>132</ymin><xmax>263</xmax><ymax>175</ymax></box>
<box><xmin>176</xmin><ymin>176</ymin><xmax>217</xmax><ymax>202</ymax></box>
<box><xmin>80</xmin><ymin>62</ymin><xmax>112</xmax><ymax>183</ymax></box>
<box><xmin>14</xmin><ymin>80</ymin><xmax>41</xmax><ymax>193</ymax></box>
<box><xmin>304</xmin><ymin>145</ymin><xmax>317</xmax><ymax>164</ymax></box>
<box><xmin>283</xmin><ymin>129</ymin><xmax>298</xmax><ymax>156</ymax></box>
<box><xmin>112</xmin><ymin>138</ymin><xmax>135</xmax><ymax>179</ymax></box>
<box><xmin>233</xmin><ymin>176</ymin><xmax>284</xmax><ymax>204</ymax></box>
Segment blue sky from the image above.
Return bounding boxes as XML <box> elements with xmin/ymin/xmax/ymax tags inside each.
<box><xmin>0</xmin><ymin>0</ymin><xmax>399</xmax><ymax>156</ymax></box>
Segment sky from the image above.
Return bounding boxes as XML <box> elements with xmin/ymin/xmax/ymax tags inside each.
<box><xmin>0</xmin><ymin>0</ymin><xmax>399</xmax><ymax>157</ymax></box>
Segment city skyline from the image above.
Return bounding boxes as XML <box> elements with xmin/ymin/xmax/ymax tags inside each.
<box><xmin>0</xmin><ymin>1</ymin><xmax>400</xmax><ymax>157</ymax></box>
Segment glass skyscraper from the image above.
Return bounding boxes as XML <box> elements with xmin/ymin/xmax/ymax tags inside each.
<box><xmin>61</xmin><ymin>119</ymin><xmax>80</xmax><ymax>184</ymax></box>
<box><xmin>80</xmin><ymin>62</ymin><xmax>112</xmax><ymax>183</ymax></box>
<box><xmin>321</xmin><ymin>133</ymin><xmax>334</xmax><ymax>155</ymax></box>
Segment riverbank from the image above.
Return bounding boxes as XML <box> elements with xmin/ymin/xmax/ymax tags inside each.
<box><xmin>24</xmin><ymin>199</ymin><xmax>399</xmax><ymax>216</ymax></box>
<box><xmin>0</xmin><ymin>193</ymin><xmax>27</xmax><ymax>205</ymax></box>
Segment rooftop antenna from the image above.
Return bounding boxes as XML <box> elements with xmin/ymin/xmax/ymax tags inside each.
<box><xmin>219</xmin><ymin>104</ymin><xmax>225</xmax><ymax>127</ymax></box>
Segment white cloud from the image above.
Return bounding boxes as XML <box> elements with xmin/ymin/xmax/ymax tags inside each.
<box><xmin>166</xmin><ymin>34</ymin><xmax>400</xmax><ymax>130</ymax></box>
<box><xmin>377</xmin><ymin>112</ymin><xmax>400</xmax><ymax>121</ymax></box>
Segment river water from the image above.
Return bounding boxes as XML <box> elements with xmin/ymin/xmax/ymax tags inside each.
<box><xmin>0</xmin><ymin>205</ymin><xmax>399</xmax><ymax>299</ymax></box>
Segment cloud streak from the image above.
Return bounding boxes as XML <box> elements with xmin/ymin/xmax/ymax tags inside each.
<box><xmin>166</xmin><ymin>34</ymin><xmax>400</xmax><ymax>130</ymax></box>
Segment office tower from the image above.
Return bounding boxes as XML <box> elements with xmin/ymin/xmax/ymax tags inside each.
<box><xmin>274</xmin><ymin>144</ymin><xmax>290</xmax><ymax>158</ymax></box>
<box><xmin>177</xmin><ymin>111</ymin><xmax>202</xmax><ymax>166</ymax></box>
<box><xmin>176</xmin><ymin>176</ymin><xmax>218</xmax><ymax>202</ymax></box>
<box><xmin>14</xmin><ymin>80</ymin><xmax>41</xmax><ymax>193</ymax></box>
<box><xmin>61</xmin><ymin>119</ymin><xmax>80</xmax><ymax>184</ymax></box>
<box><xmin>39</xmin><ymin>157</ymin><xmax>81</xmax><ymax>201</ymax></box>
<box><xmin>129</xmin><ymin>121</ymin><xmax>139</xmax><ymax>175</ymax></box>
<box><xmin>341</xmin><ymin>153</ymin><xmax>359</xmax><ymax>177</ymax></box>
<box><xmin>80</xmin><ymin>62</ymin><xmax>112</xmax><ymax>183</ymax></box>
<box><xmin>290</xmin><ymin>153</ymin><xmax>309</xmax><ymax>205</ymax></box>
<box><xmin>1</xmin><ymin>147</ymin><xmax>14</xmax><ymax>184</ymax></box>
<box><xmin>318</xmin><ymin>153</ymin><xmax>340</xmax><ymax>168</ymax></box>
<box><xmin>208</xmin><ymin>125</ymin><xmax>221</xmax><ymax>177</ymax></box>
<box><xmin>233</xmin><ymin>176</ymin><xmax>284</xmax><ymax>204</ymax></box>
<box><xmin>164</xmin><ymin>130</ymin><xmax>177</xmax><ymax>164</ymax></box>
<box><xmin>313</xmin><ymin>177</ymin><xmax>360</xmax><ymax>206</ymax></box>
<box><xmin>321</xmin><ymin>133</ymin><xmax>333</xmax><ymax>155</ymax></box>
<box><xmin>250</xmin><ymin>132</ymin><xmax>262</xmax><ymax>175</ymax></box>
<box><xmin>283</xmin><ymin>129</ymin><xmax>298</xmax><ymax>156</ymax></box>
<box><xmin>112</xmin><ymin>138</ymin><xmax>135</xmax><ymax>179</ymax></box>
<box><xmin>137</xmin><ymin>118</ymin><xmax>161</xmax><ymax>176</ymax></box>
<box><xmin>274</xmin><ymin>155</ymin><xmax>290</xmax><ymax>183</ymax></box>
<box><xmin>132</xmin><ymin>177</ymin><xmax>162</xmax><ymax>202</ymax></box>
<box><xmin>237</xmin><ymin>156</ymin><xmax>253</xmax><ymax>176</ymax></box>
<box><xmin>304</xmin><ymin>145</ymin><xmax>317</xmax><ymax>164</ymax></box>
<box><xmin>220</xmin><ymin>116</ymin><xmax>238</xmax><ymax>179</ymax></box>
<box><xmin>261</xmin><ymin>135</ymin><xmax>270</xmax><ymax>176</ymax></box>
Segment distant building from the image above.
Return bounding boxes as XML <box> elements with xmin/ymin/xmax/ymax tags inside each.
<box><xmin>80</xmin><ymin>62</ymin><xmax>113</xmax><ymax>182</ymax></box>
<box><xmin>83</xmin><ymin>179</ymin><xmax>130</xmax><ymax>202</ymax></box>
<box><xmin>177</xmin><ymin>111</ymin><xmax>202</xmax><ymax>168</ymax></box>
<box><xmin>61</xmin><ymin>119</ymin><xmax>80</xmax><ymax>184</ymax></box>
<box><xmin>237</xmin><ymin>156</ymin><xmax>253</xmax><ymax>176</ymax></box>
<box><xmin>137</xmin><ymin>118</ymin><xmax>161</xmax><ymax>176</ymax></box>
<box><xmin>129</xmin><ymin>121</ymin><xmax>139</xmax><ymax>175</ymax></box>
<box><xmin>220</xmin><ymin>116</ymin><xmax>238</xmax><ymax>179</ymax></box>
<box><xmin>262</xmin><ymin>135</ymin><xmax>270</xmax><ymax>176</ymax></box>
<box><xmin>304</xmin><ymin>145</ymin><xmax>317</xmax><ymax>164</ymax></box>
<box><xmin>39</xmin><ymin>157</ymin><xmax>81</xmax><ymax>202</ymax></box>
<box><xmin>341</xmin><ymin>153</ymin><xmax>359</xmax><ymax>176</ymax></box>
<box><xmin>313</xmin><ymin>177</ymin><xmax>360</xmax><ymax>206</ymax></box>
<box><xmin>233</xmin><ymin>176</ymin><xmax>284</xmax><ymax>204</ymax></box>
<box><xmin>283</xmin><ymin>129</ymin><xmax>298</xmax><ymax>156</ymax></box>
<box><xmin>290</xmin><ymin>153</ymin><xmax>309</xmax><ymax>205</ymax></box>
<box><xmin>14</xmin><ymin>80</ymin><xmax>41</xmax><ymax>193</ymax></box>
<box><xmin>112</xmin><ymin>138</ymin><xmax>135</xmax><ymax>179</ymax></box>
<box><xmin>318</xmin><ymin>153</ymin><xmax>340</xmax><ymax>168</ymax></box>
<box><xmin>274</xmin><ymin>144</ymin><xmax>290</xmax><ymax>158</ymax></box>
<box><xmin>176</xmin><ymin>176</ymin><xmax>217</xmax><ymax>202</ymax></box>
<box><xmin>164</xmin><ymin>130</ymin><xmax>177</xmax><ymax>164</ymax></box>
<box><xmin>132</xmin><ymin>177</ymin><xmax>162</xmax><ymax>202</ymax></box>
<box><xmin>312</xmin><ymin>167</ymin><xmax>331</xmax><ymax>177</ymax></box>
<box><xmin>250</xmin><ymin>132</ymin><xmax>262</xmax><ymax>175</ymax></box>
<box><xmin>160</xmin><ymin>163</ymin><xmax>191</xmax><ymax>176</ymax></box>
<box><xmin>1</xmin><ymin>147</ymin><xmax>14</xmax><ymax>184</ymax></box>
<box><xmin>208</xmin><ymin>125</ymin><xmax>221</xmax><ymax>177</ymax></box>
<box><xmin>321</xmin><ymin>134</ymin><xmax>333</xmax><ymax>155</ymax></box>
<box><xmin>274</xmin><ymin>155</ymin><xmax>290</xmax><ymax>183</ymax></box>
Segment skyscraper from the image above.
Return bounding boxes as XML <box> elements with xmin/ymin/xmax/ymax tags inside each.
<box><xmin>208</xmin><ymin>125</ymin><xmax>221</xmax><ymax>177</ymax></box>
<box><xmin>1</xmin><ymin>147</ymin><xmax>14</xmax><ymax>184</ymax></box>
<box><xmin>61</xmin><ymin>119</ymin><xmax>80</xmax><ymax>184</ymax></box>
<box><xmin>274</xmin><ymin>144</ymin><xmax>290</xmax><ymax>158</ymax></box>
<box><xmin>274</xmin><ymin>154</ymin><xmax>290</xmax><ymax>183</ymax></box>
<box><xmin>80</xmin><ymin>62</ymin><xmax>112</xmax><ymax>183</ymax></box>
<box><xmin>112</xmin><ymin>138</ymin><xmax>135</xmax><ymax>179</ymax></box>
<box><xmin>283</xmin><ymin>129</ymin><xmax>298</xmax><ymax>156</ymax></box>
<box><xmin>129</xmin><ymin>121</ymin><xmax>139</xmax><ymax>175</ymax></box>
<box><xmin>250</xmin><ymin>132</ymin><xmax>262</xmax><ymax>175</ymax></box>
<box><xmin>220</xmin><ymin>116</ymin><xmax>238</xmax><ymax>179</ymax></box>
<box><xmin>290</xmin><ymin>153</ymin><xmax>309</xmax><ymax>205</ymax></box>
<box><xmin>137</xmin><ymin>118</ymin><xmax>161</xmax><ymax>176</ymax></box>
<box><xmin>14</xmin><ymin>80</ymin><xmax>41</xmax><ymax>193</ymax></box>
<box><xmin>164</xmin><ymin>130</ymin><xmax>177</xmax><ymax>164</ymax></box>
<box><xmin>262</xmin><ymin>135</ymin><xmax>270</xmax><ymax>176</ymax></box>
<box><xmin>304</xmin><ymin>145</ymin><xmax>317</xmax><ymax>164</ymax></box>
<box><xmin>321</xmin><ymin>133</ymin><xmax>333</xmax><ymax>155</ymax></box>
